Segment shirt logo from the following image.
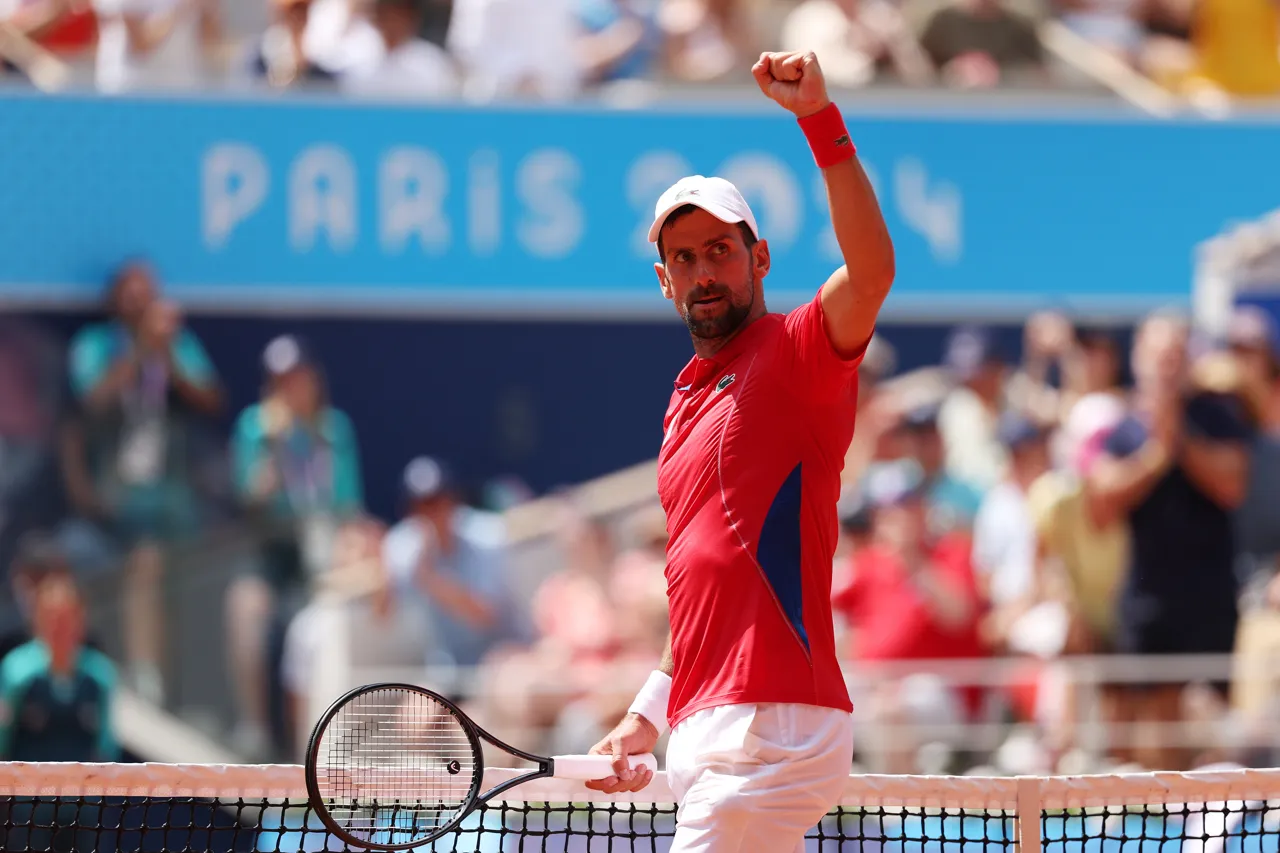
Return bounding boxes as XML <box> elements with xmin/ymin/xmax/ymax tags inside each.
<box><xmin>717</xmin><ymin>374</ymin><xmax>736</xmax><ymax>392</ymax></box>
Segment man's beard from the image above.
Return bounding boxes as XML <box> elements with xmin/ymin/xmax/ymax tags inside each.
<box><xmin>680</xmin><ymin>283</ymin><xmax>753</xmax><ymax>340</ymax></box>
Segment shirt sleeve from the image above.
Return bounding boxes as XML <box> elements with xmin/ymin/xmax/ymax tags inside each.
<box><xmin>782</xmin><ymin>290</ymin><xmax>868</xmax><ymax>403</ymax></box>
<box><xmin>172</xmin><ymin>330</ymin><xmax>217</xmax><ymax>388</ymax></box>
<box><xmin>229</xmin><ymin>408</ymin><xmax>266</xmax><ymax>501</ymax></box>
<box><xmin>68</xmin><ymin>326</ymin><xmax>110</xmax><ymax>400</ymax></box>
<box><xmin>328</xmin><ymin>410</ymin><xmax>365</xmax><ymax>516</ymax></box>
<box><xmin>82</xmin><ymin>652</ymin><xmax>119</xmax><ymax>761</ymax></box>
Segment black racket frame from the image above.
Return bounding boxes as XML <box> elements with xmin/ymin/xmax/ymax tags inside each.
<box><xmin>304</xmin><ymin>682</ymin><xmax>558</xmax><ymax>850</ymax></box>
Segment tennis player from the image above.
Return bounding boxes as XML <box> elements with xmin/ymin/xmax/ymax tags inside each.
<box><xmin>585</xmin><ymin>50</ymin><xmax>895</xmax><ymax>852</ymax></box>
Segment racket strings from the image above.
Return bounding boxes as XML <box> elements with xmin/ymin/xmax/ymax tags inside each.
<box><xmin>314</xmin><ymin>687</ymin><xmax>479</xmax><ymax>844</ymax></box>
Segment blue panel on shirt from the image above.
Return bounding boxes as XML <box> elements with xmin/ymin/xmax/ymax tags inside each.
<box><xmin>755</xmin><ymin>463</ymin><xmax>809</xmax><ymax>653</ymax></box>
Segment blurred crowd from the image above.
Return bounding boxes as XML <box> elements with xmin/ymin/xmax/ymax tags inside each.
<box><xmin>0</xmin><ymin>0</ymin><xmax>1276</xmax><ymax>99</ymax></box>
<box><xmin>7</xmin><ymin>256</ymin><xmax>1280</xmax><ymax>776</ymax></box>
<box><xmin>835</xmin><ymin>307</ymin><xmax>1280</xmax><ymax>775</ymax></box>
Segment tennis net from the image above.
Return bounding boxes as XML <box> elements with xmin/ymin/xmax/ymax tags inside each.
<box><xmin>2</xmin><ymin>761</ymin><xmax>1279</xmax><ymax>852</ymax></box>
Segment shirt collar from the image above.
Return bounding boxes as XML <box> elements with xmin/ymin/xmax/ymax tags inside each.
<box><xmin>672</xmin><ymin>314</ymin><xmax>772</xmax><ymax>393</ymax></box>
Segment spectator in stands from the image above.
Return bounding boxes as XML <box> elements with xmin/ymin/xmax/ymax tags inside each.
<box><xmin>341</xmin><ymin>0</ymin><xmax>458</xmax><ymax>97</ymax></box>
<box><xmin>246</xmin><ymin>0</ymin><xmax>336</xmax><ymax>87</ymax></box>
<box><xmin>1007</xmin><ymin>311</ymin><xmax>1077</xmax><ymax>428</ymax></box>
<box><xmin>446</xmin><ymin>0</ymin><xmax>580</xmax><ymax>100</ymax></box>
<box><xmin>303</xmin><ymin>0</ymin><xmax>383</xmax><ymax>74</ymax></box>
<box><xmin>1033</xmin><ymin>392</ymin><xmax>1128</xmax><ymax>655</ymax></box>
<box><xmin>226</xmin><ymin>334</ymin><xmax>363</xmax><ymax>759</ymax></box>
<box><xmin>919</xmin><ymin>0</ymin><xmax>1045</xmax><ymax>87</ymax></box>
<box><xmin>1088</xmin><ymin>312</ymin><xmax>1250</xmax><ymax>769</ymax></box>
<box><xmin>576</xmin><ymin>0</ymin><xmax>663</xmax><ymax>86</ymax></box>
<box><xmin>1030</xmin><ymin>392</ymin><xmax>1129</xmax><ymax>763</ymax></box>
<box><xmin>1222</xmin><ymin>308</ymin><xmax>1280</xmax><ymax>760</ymax></box>
<box><xmin>0</xmin><ymin>574</ymin><xmax>116</xmax><ymax>761</ymax></box>
<box><xmin>1184</xmin><ymin>0</ymin><xmax>1280</xmax><ymax>97</ymax></box>
<box><xmin>781</xmin><ymin>0</ymin><xmax>933</xmax><ymax>87</ymax></box>
<box><xmin>63</xmin><ymin>260</ymin><xmax>223</xmax><ymax>705</ymax></box>
<box><xmin>901</xmin><ymin>402</ymin><xmax>984</xmax><ymax>536</ymax></box>
<box><xmin>93</xmin><ymin>0</ymin><xmax>221</xmax><ymax>92</ymax></box>
<box><xmin>939</xmin><ymin>326</ymin><xmax>1008</xmax><ymax>490</ymax></box>
<box><xmin>0</xmin><ymin>0</ymin><xmax>98</xmax><ymax>82</ymax></box>
<box><xmin>660</xmin><ymin>0</ymin><xmax>751</xmax><ymax>82</ymax></box>
<box><xmin>972</xmin><ymin>412</ymin><xmax>1053</xmax><ymax>655</ymax></box>
<box><xmin>382</xmin><ymin>456</ymin><xmax>515</xmax><ymax>695</ymax></box>
<box><xmin>833</xmin><ymin>459</ymin><xmax>986</xmax><ymax>773</ymax></box>
<box><xmin>0</xmin><ymin>574</ymin><xmax>115</xmax><ymax>853</ymax></box>
<box><xmin>1053</xmin><ymin>0</ymin><xmax>1144</xmax><ymax>64</ymax></box>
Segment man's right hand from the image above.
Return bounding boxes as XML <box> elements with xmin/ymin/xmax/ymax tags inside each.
<box><xmin>583</xmin><ymin>713</ymin><xmax>659</xmax><ymax>794</ymax></box>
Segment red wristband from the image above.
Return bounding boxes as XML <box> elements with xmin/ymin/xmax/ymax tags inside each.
<box><xmin>798</xmin><ymin>103</ymin><xmax>856</xmax><ymax>169</ymax></box>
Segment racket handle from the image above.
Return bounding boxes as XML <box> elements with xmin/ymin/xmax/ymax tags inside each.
<box><xmin>552</xmin><ymin>753</ymin><xmax>658</xmax><ymax>780</ymax></box>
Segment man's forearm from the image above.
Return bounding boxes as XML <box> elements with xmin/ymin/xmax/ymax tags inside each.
<box><xmin>658</xmin><ymin>632</ymin><xmax>673</xmax><ymax>677</ymax></box>
<box><xmin>1088</xmin><ymin>442</ymin><xmax>1171</xmax><ymax>527</ymax></box>
<box><xmin>812</xmin><ymin>141</ymin><xmax>895</xmax><ymax>355</ymax></box>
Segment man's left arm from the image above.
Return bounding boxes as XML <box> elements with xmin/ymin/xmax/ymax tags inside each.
<box><xmin>753</xmin><ymin>51</ymin><xmax>896</xmax><ymax>358</ymax></box>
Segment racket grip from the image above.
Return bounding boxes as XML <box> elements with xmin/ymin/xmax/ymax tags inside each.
<box><xmin>552</xmin><ymin>753</ymin><xmax>658</xmax><ymax>780</ymax></box>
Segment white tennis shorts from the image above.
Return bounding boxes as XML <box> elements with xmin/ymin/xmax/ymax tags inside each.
<box><xmin>665</xmin><ymin>703</ymin><xmax>854</xmax><ymax>853</ymax></box>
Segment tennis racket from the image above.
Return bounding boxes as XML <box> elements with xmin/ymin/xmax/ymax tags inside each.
<box><xmin>304</xmin><ymin>682</ymin><xmax>658</xmax><ymax>850</ymax></box>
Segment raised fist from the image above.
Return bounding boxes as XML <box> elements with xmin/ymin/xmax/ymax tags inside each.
<box><xmin>751</xmin><ymin>51</ymin><xmax>832</xmax><ymax>118</ymax></box>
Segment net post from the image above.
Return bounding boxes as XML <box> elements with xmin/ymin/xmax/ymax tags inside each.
<box><xmin>1016</xmin><ymin>775</ymin><xmax>1041</xmax><ymax>853</ymax></box>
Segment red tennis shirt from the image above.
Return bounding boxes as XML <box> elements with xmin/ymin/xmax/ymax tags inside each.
<box><xmin>657</xmin><ymin>289</ymin><xmax>864</xmax><ymax>730</ymax></box>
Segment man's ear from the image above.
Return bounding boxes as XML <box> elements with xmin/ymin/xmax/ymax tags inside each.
<box><xmin>752</xmin><ymin>239</ymin><xmax>771</xmax><ymax>280</ymax></box>
<box><xmin>655</xmin><ymin>263</ymin><xmax>674</xmax><ymax>301</ymax></box>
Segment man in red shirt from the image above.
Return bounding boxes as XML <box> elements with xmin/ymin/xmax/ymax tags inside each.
<box><xmin>585</xmin><ymin>50</ymin><xmax>895</xmax><ymax>852</ymax></box>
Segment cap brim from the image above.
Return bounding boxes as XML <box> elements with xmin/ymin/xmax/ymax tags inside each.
<box><xmin>648</xmin><ymin>200</ymin><xmax>747</xmax><ymax>244</ymax></box>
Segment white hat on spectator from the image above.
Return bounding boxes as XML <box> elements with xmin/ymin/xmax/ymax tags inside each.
<box><xmin>648</xmin><ymin>176</ymin><xmax>760</xmax><ymax>244</ymax></box>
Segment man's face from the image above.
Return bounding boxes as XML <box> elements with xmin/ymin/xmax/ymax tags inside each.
<box><xmin>33</xmin><ymin>583</ymin><xmax>85</xmax><ymax>660</ymax></box>
<box><xmin>875</xmin><ymin>499</ymin><xmax>927</xmax><ymax>553</ymax></box>
<box><xmin>276</xmin><ymin>365</ymin><xmax>322</xmax><ymax>416</ymax></box>
<box><xmin>655</xmin><ymin>208</ymin><xmax>767</xmax><ymax>342</ymax></box>
<box><xmin>113</xmin><ymin>265</ymin><xmax>157</xmax><ymax>326</ymax></box>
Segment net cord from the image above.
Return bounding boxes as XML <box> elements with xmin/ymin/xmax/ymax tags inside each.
<box><xmin>4</xmin><ymin>764</ymin><xmax>1280</xmax><ymax>812</ymax></box>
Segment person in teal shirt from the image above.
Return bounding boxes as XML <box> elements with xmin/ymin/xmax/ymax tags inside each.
<box><xmin>901</xmin><ymin>403</ymin><xmax>985</xmax><ymax>535</ymax></box>
<box><xmin>62</xmin><ymin>259</ymin><xmax>224</xmax><ymax>706</ymax></box>
<box><xmin>0</xmin><ymin>574</ymin><xmax>117</xmax><ymax>852</ymax></box>
<box><xmin>225</xmin><ymin>334</ymin><xmax>364</xmax><ymax>760</ymax></box>
<box><xmin>0</xmin><ymin>575</ymin><xmax>116</xmax><ymax>761</ymax></box>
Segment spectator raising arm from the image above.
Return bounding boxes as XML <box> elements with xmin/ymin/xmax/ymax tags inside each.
<box><xmin>415</xmin><ymin>547</ymin><xmax>497</xmax><ymax>630</ymax></box>
<box><xmin>1087</xmin><ymin>389</ymin><xmax>1180</xmax><ymax>527</ymax></box>
<box><xmin>751</xmin><ymin>51</ymin><xmax>894</xmax><ymax>356</ymax></box>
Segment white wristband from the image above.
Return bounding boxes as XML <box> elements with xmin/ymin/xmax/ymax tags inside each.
<box><xmin>627</xmin><ymin>670</ymin><xmax>672</xmax><ymax>735</ymax></box>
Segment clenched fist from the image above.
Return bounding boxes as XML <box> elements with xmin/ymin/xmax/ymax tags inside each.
<box><xmin>751</xmin><ymin>51</ymin><xmax>832</xmax><ymax>119</ymax></box>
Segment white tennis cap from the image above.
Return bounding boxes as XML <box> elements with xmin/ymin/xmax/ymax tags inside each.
<box><xmin>648</xmin><ymin>176</ymin><xmax>760</xmax><ymax>244</ymax></box>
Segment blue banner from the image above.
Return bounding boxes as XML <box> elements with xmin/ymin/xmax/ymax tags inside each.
<box><xmin>1</xmin><ymin>92</ymin><xmax>1277</xmax><ymax>319</ymax></box>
